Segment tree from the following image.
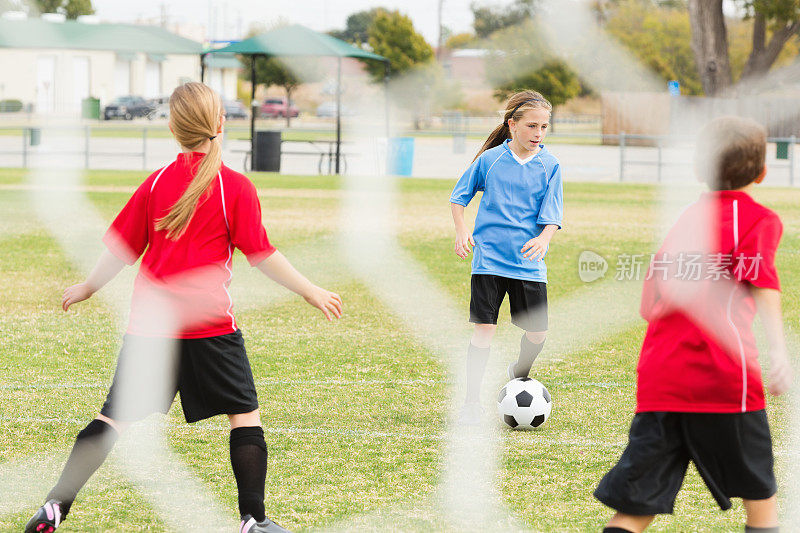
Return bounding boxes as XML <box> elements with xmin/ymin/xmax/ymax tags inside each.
<box><xmin>737</xmin><ymin>0</ymin><xmax>800</xmax><ymax>80</ymax></box>
<box><xmin>64</xmin><ymin>0</ymin><xmax>94</xmax><ymax>19</ymax></box>
<box><xmin>33</xmin><ymin>0</ymin><xmax>93</xmax><ymax>17</ymax></box>
<box><xmin>494</xmin><ymin>60</ymin><xmax>581</xmax><ymax>107</ymax></box>
<box><xmin>688</xmin><ymin>0</ymin><xmax>733</xmax><ymax>95</ymax></box>
<box><xmin>328</xmin><ymin>8</ymin><xmax>385</xmax><ymax>45</ymax></box>
<box><xmin>603</xmin><ymin>0</ymin><xmax>703</xmax><ymax>94</ymax></box>
<box><xmin>471</xmin><ymin>0</ymin><xmax>540</xmax><ymax>37</ymax></box>
<box><xmin>34</xmin><ymin>0</ymin><xmax>61</xmax><ymax>13</ymax></box>
<box><xmin>364</xmin><ymin>9</ymin><xmax>434</xmax><ymax>82</ymax></box>
<box><xmin>364</xmin><ymin>10</ymin><xmax>436</xmax><ymax>128</ymax></box>
<box><xmin>445</xmin><ymin>32</ymin><xmax>476</xmax><ymax>49</ymax></box>
<box><xmin>240</xmin><ymin>55</ymin><xmax>302</xmax><ymax>127</ymax></box>
<box><xmin>493</xmin><ymin>60</ymin><xmax>582</xmax><ymax>127</ymax></box>
<box><xmin>688</xmin><ymin>0</ymin><xmax>800</xmax><ymax>94</ymax></box>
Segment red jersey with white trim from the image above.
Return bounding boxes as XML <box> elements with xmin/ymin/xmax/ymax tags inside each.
<box><xmin>636</xmin><ymin>190</ymin><xmax>782</xmax><ymax>413</ymax></box>
<box><xmin>103</xmin><ymin>152</ymin><xmax>276</xmax><ymax>339</ymax></box>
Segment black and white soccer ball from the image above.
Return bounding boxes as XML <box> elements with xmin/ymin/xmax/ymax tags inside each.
<box><xmin>497</xmin><ymin>377</ymin><xmax>552</xmax><ymax>429</ymax></box>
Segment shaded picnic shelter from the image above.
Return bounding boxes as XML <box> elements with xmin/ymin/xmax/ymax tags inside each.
<box><xmin>201</xmin><ymin>24</ymin><xmax>389</xmax><ymax>174</ymax></box>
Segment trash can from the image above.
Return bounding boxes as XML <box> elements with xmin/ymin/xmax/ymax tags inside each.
<box><xmin>387</xmin><ymin>137</ymin><xmax>414</xmax><ymax>176</ymax></box>
<box><xmin>81</xmin><ymin>97</ymin><xmax>100</xmax><ymax>120</ymax></box>
<box><xmin>253</xmin><ymin>130</ymin><xmax>281</xmax><ymax>172</ymax></box>
<box><xmin>29</xmin><ymin>127</ymin><xmax>41</xmax><ymax>146</ymax></box>
<box><xmin>776</xmin><ymin>141</ymin><xmax>789</xmax><ymax>160</ymax></box>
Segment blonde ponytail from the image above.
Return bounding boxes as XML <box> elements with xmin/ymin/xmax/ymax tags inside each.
<box><xmin>473</xmin><ymin>90</ymin><xmax>552</xmax><ymax>162</ymax></box>
<box><xmin>155</xmin><ymin>82</ymin><xmax>224</xmax><ymax>239</ymax></box>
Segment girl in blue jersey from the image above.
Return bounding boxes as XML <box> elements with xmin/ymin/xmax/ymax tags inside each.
<box><xmin>450</xmin><ymin>90</ymin><xmax>563</xmax><ymax>423</ymax></box>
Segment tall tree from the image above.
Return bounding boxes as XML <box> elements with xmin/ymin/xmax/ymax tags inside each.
<box><xmin>34</xmin><ymin>0</ymin><xmax>94</xmax><ymax>17</ymax></box>
<box><xmin>471</xmin><ymin>0</ymin><xmax>540</xmax><ymax>37</ymax></box>
<box><xmin>328</xmin><ymin>8</ymin><xmax>385</xmax><ymax>45</ymax></box>
<box><xmin>603</xmin><ymin>0</ymin><xmax>703</xmax><ymax>94</ymax></box>
<box><xmin>364</xmin><ymin>9</ymin><xmax>434</xmax><ymax>81</ymax></box>
<box><xmin>34</xmin><ymin>0</ymin><xmax>61</xmax><ymax>13</ymax></box>
<box><xmin>738</xmin><ymin>0</ymin><xmax>800</xmax><ymax>79</ymax></box>
<box><xmin>64</xmin><ymin>0</ymin><xmax>94</xmax><ymax>19</ymax></box>
<box><xmin>365</xmin><ymin>10</ymin><xmax>436</xmax><ymax>128</ymax></box>
<box><xmin>688</xmin><ymin>0</ymin><xmax>800</xmax><ymax>94</ymax></box>
<box><xmin>688</xmin><ymin>0</ymin><xmax>733</xmax><ymax>95</ymax></box>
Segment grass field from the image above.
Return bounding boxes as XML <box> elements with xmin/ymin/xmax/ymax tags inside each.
<box><xmin>0</xmin><ymin>167</ymin><xmax>798</xmax><ymax>532</ymax></box>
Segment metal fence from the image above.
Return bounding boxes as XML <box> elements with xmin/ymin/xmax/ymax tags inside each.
<box><xmin>1</xmin><ymin>125</ymin><xmax>797</xmax><ymax>185</ymax></box>
<box><xmin>613</xmin><ymin>132</ymin><xmax>796</xmax><ymax>185</ymax></box>
<box><xmin>1</xmin><ymin>125</ymin><xmax>151</xmax><ymax>169</ymax></box>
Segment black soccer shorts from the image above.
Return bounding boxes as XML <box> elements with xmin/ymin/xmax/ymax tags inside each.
<box><xmin>100</xmin><ymin>329</ymin><xmax>259</xmax><ymax>423</ymax></box>
<box><xmin>594</xmin><ymin>410</ymin><xmax>777</xmax><ymax>515</ymax></box>
<box><xmin>469</xmin><ymin>274</ymin><xmax>548</xmax><ymax>331</ymax></box>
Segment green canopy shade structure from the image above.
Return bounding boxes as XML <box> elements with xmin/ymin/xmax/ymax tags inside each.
<box><xmin>202</xmin><ymin>24</ymin><xmax>389</xmax><ymax>175</ymax></box>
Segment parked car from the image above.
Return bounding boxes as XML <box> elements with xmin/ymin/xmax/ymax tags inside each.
<box><xmin>150</xmin><ymin>102</ymin><xmax>170</xmax><ymax>120</ymax></box>
<box><xmin>315</xmin><ymin>101</ymin><xmax>356</xmax><ymax>118</ymax></box>
<box><xmin>103</xmin><ymin>96</ymin><xmax>153</xmax><ymax>120</ymax></box>
<box><xmin>224</xmin><ymin>100</ymin><xmax>248</xmax><ymax>120</ymax></box>
<box><xmin>260</xmin><ymin>98</ymin><xmax>299</xmax><ymax>118</ymax></box>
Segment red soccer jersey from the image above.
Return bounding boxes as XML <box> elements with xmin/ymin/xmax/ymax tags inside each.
<box><xmin>103</xmin><ymin>152</ymin><xmax>276</xmax><ymax>338</ymax></box>
<box><xmin>636</xmin><ymin>190</ymin><xmax>782</xmax><ymax>413</ymax></box>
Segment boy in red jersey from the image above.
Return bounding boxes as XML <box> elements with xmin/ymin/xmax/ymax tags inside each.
<box><xmin>594</xmin><ymin>116</ymin><xmax>792</xmax><ymax>533</ymax></box>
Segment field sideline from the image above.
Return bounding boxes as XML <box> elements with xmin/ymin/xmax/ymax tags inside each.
<box><xmin>1</xmin><ymin>167</ymin><xmax>798</xmax><ymax>532</ymax></box>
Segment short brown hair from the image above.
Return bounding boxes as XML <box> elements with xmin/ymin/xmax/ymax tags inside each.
<box><xmin>695</xmin><ymin>116</ymin><xmax>766</xmax><ymax>191</ymax></box>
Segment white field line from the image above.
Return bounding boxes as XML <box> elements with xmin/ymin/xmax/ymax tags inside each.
<box><xmin>1</xmin><ymin>379</ymin><xmax>624</xmax><ymax>391</ymax></box>
<box><xmin>0</xmin><ymin>415</ymin><xmax>631</xmax><ymax>450</ymax></box>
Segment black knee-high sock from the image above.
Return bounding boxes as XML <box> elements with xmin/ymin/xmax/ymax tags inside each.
<box><xmin>603</xmin><ymin>528</ymin><xmax>635</xmax><ymax>533</ymax></box>
<box><xmin>465</xmin><ymin>342</ymin><xmax>490</xmax><ymax>403</ymax></box>
<box><xmin>230</xmin><ymin>426</ymin><xmax>268</xmax><ymax>522</ymax></box>
<box><xmin>47</xmin><ymin>419</ymin><xmax>118</xmax><ymax>517</ymax></box>
<box><xmin>511</xmin><ymin>335</ymin><xmax>544</xmax><ymax>378</ymax></box>
<box><xmin>745</xmin><ymin>527</ymin><xmax>779</xmax><ymax>533</ymax></box>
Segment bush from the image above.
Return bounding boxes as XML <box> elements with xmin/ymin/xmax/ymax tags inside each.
<box><xmin>0</xmin><ymin>99</ymin><xmax>23</xmax><ymax>113</ymax></box>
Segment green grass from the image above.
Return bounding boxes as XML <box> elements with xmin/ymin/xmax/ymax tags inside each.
<box><xmin>1</xmin><ymin>169</ymin><xmax>798</xmax><ymax>531</ymax></box>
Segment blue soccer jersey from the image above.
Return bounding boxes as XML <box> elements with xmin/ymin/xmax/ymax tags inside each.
<box><xmin>450</xmin><ymin>140</ymin><xmax>563</xmax><ymax>283</ymax></box>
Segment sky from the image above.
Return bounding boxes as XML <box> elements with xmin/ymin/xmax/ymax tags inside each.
<box><xmin>92</xmin><ymin>0</ymin><xmax>479</xmax><ymax>44</ymax></box>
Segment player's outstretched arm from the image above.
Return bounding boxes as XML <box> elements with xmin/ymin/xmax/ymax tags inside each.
<box><xmin>256</xmin><ymin>251</ymin><xmax>342</xmax><ymax>321</ymax></box>
<box><xmin>451</xmin><ymin>202</ymin><xmax>474</xmax><ymax>259</ymax></box>
<box><xmin>62</xmin><ymin>249</ymin><xmax>127</xmax><ymax>311</ymax></box>
<box><xmin>753</xmin><ymin>286</ymin><xmax>793</xmax><ymax>396</ymax></box>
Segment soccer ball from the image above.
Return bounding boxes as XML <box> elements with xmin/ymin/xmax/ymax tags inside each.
<box><xmin>497</xmin><ymin>377</ymin><xmax>552</xmax><ymax>429</ymax></box>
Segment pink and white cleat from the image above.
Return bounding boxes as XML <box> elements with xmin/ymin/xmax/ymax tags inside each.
<box><xmin>240</xmin><ymin>514</ymin><xmax>292</xmax><ymax>533</ymax></box>
<box><xmin>24</xmin><ymin>500</ymin><xmax>63</xmax><ymax>533</ymax></box>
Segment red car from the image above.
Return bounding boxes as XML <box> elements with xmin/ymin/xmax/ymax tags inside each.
<box><xmin>260</xmin><ymin>98</ymin><xmax>299</xmax><ymax>118</ymax></box>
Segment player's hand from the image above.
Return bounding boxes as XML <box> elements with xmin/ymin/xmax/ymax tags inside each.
<box><xmin>62</xmin><ymin>282</ymin><xmax>94</xmax><ymax>311</ymax></box>
<box><xmin>454</xmin><ymin>231</ymin><xmax>474</xmax><ymax>259</ymax></box>
<box><xmin>521</xmin><ymin>236</ymin><xmax>549</xmax><ymax>261</ymax></box>
<box><xmin>767</xmin><ymin>351</ymin><xmax>792</xmax><ymax>396</ymax></box>
<box><xmin>304</xmin><ymin>286</ymin><xmax>343</xmax><ymax>321</ymax></box>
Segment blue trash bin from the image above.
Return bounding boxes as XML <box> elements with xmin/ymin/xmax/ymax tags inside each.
<box><xmin>387</xmin><ymin>137</ymin><xmax>414</xmax><ymax>176</ymax></box>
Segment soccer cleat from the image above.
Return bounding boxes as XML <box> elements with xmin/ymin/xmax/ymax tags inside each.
<box><xmin>508</xmin><ymin>362</ymin><xmax>523</xmax><ymax>380</ymax></box>
<box><xmin>24</xmin><ymin>500</ymin><xmax>63</xmax><ymax>533</ymax></box>
<box><xmin>456</xmin><ymin>401</ymin><xmax>484</xmax><ymax>426</ymax></box>
<box><xmin>239</xmin><ymin>514</ymin><xmax>292</xmax><ymax>533</ymax></box>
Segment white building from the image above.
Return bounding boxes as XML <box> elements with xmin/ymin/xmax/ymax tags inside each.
<box><xmin>0</xmin><ymin>13</ymin><xmax>239</xmax><ymax>115</ymax></box>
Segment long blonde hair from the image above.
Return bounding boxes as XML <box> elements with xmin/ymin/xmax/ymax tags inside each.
<box><xmin>474</xmin><ymin>90</ymin><xmax>552</xmax><ymax>161</ymax></box>
<box><xmin>155</xmin><ymin>82</ymin><xmax>223</xmax><ymax>239</ymax></box>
